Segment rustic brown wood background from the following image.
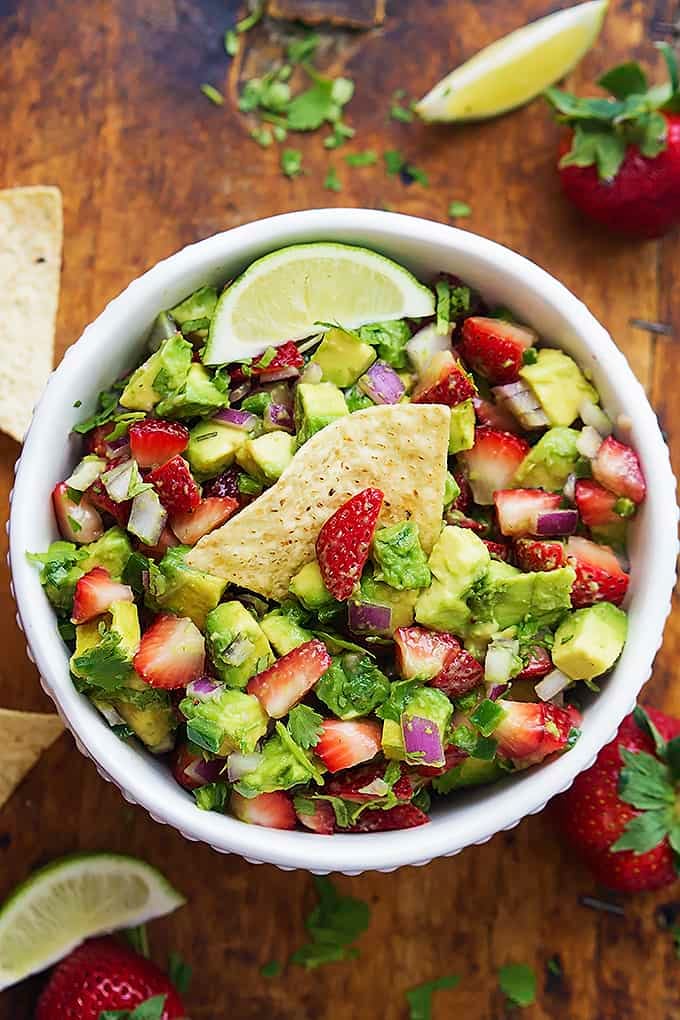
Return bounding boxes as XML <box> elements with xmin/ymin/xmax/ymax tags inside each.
<box><xmin>1</xmin><ymin>0</ymin><xmax>679</xmax><ymax>1016</ymax></box>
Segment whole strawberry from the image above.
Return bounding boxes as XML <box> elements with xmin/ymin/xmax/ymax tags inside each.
<box><xmin>35</xmin><ymin>937</ymin><xmax>186</xmax><ymax>1020</ymax></box>
<box><xmin>545</xmin><ymin>43</ymin><xmax>680</xmax><ymax>238</ymax></box>
<box><xmin>554</xmin><ymin>706</ymin><xmax>680</xmax><ymax>893</ymax></box>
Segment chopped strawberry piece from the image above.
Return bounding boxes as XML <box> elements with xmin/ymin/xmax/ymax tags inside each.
<box><xmin>230</xmin><ymin>341</ymin><xmax>303</xmax><ymax>384</ymax></box>
<box><xmin>461</xmin><ymin>428</ymin><xmax>530</xmax><ymax>505</ymax></box>
<box><xmin>394</xmin><ymin>626</ymin><xmax>460</xmax><ymax>680</ymax></box>
<box><xmin>483</xmin><ymin>539</ymin><xmax>510</xmax><ymax>561</ymax></box>
<box><xmin>129</xmin><ymin>419</ymin><xmax>189</xmax><ymax>468</ymax></box>
<box><xmin>516</xmin><ymin>646</ymin><xmax>553</xmax><ymax>681</ymax></box>
<box><xmin>460</xmin><ymin>316</ymin><xmax>536</xmax><ymax>384</ymax></box>
<box><xmin>247</xmin><ymin>639</ymin><xmax>331</xmax><ymax>718</ymax></box>
<box><xmin>450</xmin><ymin>469</ymin><xmax>472</xmax><ymax>513</ymax></box>
<box><xmin>316</xmin><ymin>488</ymin><xmax>384</xmax><ymax>601</ymax></box>
<box><xmin>494</xmin><ymin>488</ymin><xmax>561</xmax><ymax>537</ymax></box>
<box><xmin>472</xmin><ymin>395</ymin><xmax>521</xmax><ymax>434</ymax></box>
<box><xmin>513</xmin><ymin>537</ymin><xmax>567</xmax><ymax>571</ymax></box>
<box><xmin>148</xmin><ymin>455</ymin><xmax>201</xmax><ymax>514</ymax></box>
<box><xmin>567</xmin><ymin>535</ymin><xmax>629</xmax><ymax>608</ymax></box>
<box><xmin>231</xmin><ymin>790</ymin><xmax>296</xmax><ymax>830</ymax></box>
<box><xmin>315</xmin><ymin>719</ymin><xmax>382</xmax><ymax>773</ymax></box>
<box><xmin>574</xmin><ymin>479</ymin><xmax>621</xmax><ymax>528</ymax></box>
<box><xmin>87</xmin><ymin>424</ymin><xmax>124</xmax><ymax>460</ymax></box>
<box><xmin>430</xmin><ymin>646</ymin><xmax>484</xmax><ymax>697</ymax></box>
<box><xmin>71</xmin><ymin>567</ymin><xmax>134</xmax><ymax>624</ymax></box>
<box><xmin>171</xmin><ymin>742</ymin><xmax>222</xmax><ymax>791</ymax></box>
<box><xmin>592</xmin><ymin>436</ymin><xmax>646</xmax><ymax>504</ymax></box>
<box><xmin>170</xmin><ymin>496</ymin><xmax>239</xmax><ymax>545</ymax></box>
<box><xmin>87</xmin><ymin>478</ymin><xmax>131</xmax><ymax>527</ymax></box>
<box><xmin>448</xmin><ymin>512</ymin><xmax>486</xmax><ymax>534</ymax></box>
<box><xmin>133</xmin><ymin>614</ymin><xmax>205</xmax><ymax>689</ymax></box>
<box><xmin>52</xmin><ymin>482</ymin><xmax>104</xmax><ymax>544</ymax></box>
<box><xmin>136</xmin><ymin>525</ymin><xmax>179</xmax><ymax>561</ymax></box>
<box><xmin>416</xmin><ymin>744</ymin><xmax>469</xmax><ymax>777</ymax></box>
<box><xmin>349</xmin><ymin>803</ymin><xmax>429</xmax><ymax>832</ymax></box>
<box><xmin>411</xmin><ymin>350</ymin><xmax>475</xmax><ymax>407</ymax></box>
<box><xmin>494</xmin><ymin>700</ymin><xmax>580</xmax><ymax>766</ymax></box>
<box><xmin>296</xmin><ymin>799</ymin><xmax>336</xmax><ymax>834</ymax></box>
<box><xmin>325</xmin><ymin>762</ymin><xmax>413</xmax><ymax>803</ymax></box>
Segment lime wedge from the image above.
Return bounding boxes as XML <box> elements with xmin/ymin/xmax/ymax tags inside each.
<box><xmin>0</xmin><ymin>853</ymin><xmax>185</xmax><ymax>990</ymax></box>
<box><xmin>203</xmin><ymin>242</ymin><xmax>435</xmax><ymax>365</ymax></box>
<box><xmin>415</xmin><ymin>0</ymin><xmax>608</xmax><ymax>123</ymax></box>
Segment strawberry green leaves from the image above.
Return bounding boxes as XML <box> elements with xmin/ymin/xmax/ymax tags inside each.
<box><xmin>99</xmin><ymin>996</ymin><xmax>166</xmax><ymax>1020</ymax></box>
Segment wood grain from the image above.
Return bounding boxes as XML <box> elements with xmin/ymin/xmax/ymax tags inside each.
<box><xmin>1</xmin><ymin>1</ymin><xmax>679</xmax><ymax>1017</ymax></box>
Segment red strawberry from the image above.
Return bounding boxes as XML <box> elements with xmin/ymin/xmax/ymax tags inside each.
<box><xmin>35</xmin><ymin>937</ymin><xmax>186</xmax><ymax>1020</ymax></box>
<box><xmin>315</xmin><ymin>719</ymin><xmax>382</xmax><ymax>773</ymax></box>
<box><xmin>416</xmin><ymin>744</ymin><xmax>469</xmax><ymax>778</ymax></box>
<box><xmin>575</xmin><ymin>478</ymin><xmax>624</xmax><ymax>528</ymax></box>
<box><xmin>247</xmin><ymin>639</ymin><xmax>331</xmax><ymax>718</ymax></box>
<box><xmin>472</xmin><ymin>395</ymin><xmax>522</xmax><ymax>434</ymax></box>
<box><xmin>554</xmin><ymin>706</ymin><xmax>680</xmax><ymax>891</ymax></box>
<box><xmin>412</xmin><ymin>350</ymin><xmax>475</xmax><ymax>406</ymax></box>
<box><xmin>169</xmin><ymin>496</ymin><xmax>239</xmax><ymax>545</ymax></box>
<box><xmin>460</xmin><ymin>316</ymin><xmax>536</xmax><ymax>384</ymax></box>
<box><xmin>349</xmin><ymin>803</ymin><xmax>429</xmax><ymax>832</ymax></box>
<box><xmin>567</xmin><ymin>535</ymin><xmax>629</xmax><ymax>608</ymax></box>
<box><xmin>461</xmin><ymin>429</ymin><xmax>530</xmax><ymax>504</ymax></box>
<box><xmin>494</xmin><ymin>488</ymin><xmax>561</xmax><ymax>537</ymax></box>
<box><xmin>483</xmin><ymin>539</ymin><xmax>511</xmax><ymax>561</ymax></box>
<box><xmin>171</xmin><ymin>741</ymin><xmax>223</xmax><ymax>791</ymax></box>
<box><xmin>230</xmin><ymin>341</ymin><xmax>303</xmax><ymax>385</ymax></box>
<box><xmin>450</xmin><ymin>470</ymin><xmax>472</xmax><ymax>513</ymax></box>
<box><xmin>133</xmin><ymin>614</ymin><xmax>205</xmax><ymax>689</ymax></box>
<box><xmin>148</xmin><ymin>455</ymin><xmax>201</xmax><ymax>514</ymax></box>
<box><xmin>430</xmin><ymin>645</ymin><xmax>484</xmax><ymax>698</ymax></box>
<box><xmin>513</xmin><ymin>537</ymin><xmax>567</xmax><ymax>572</ymax></box>
<box><xmin>316</xmin><ymin>488</ymin><xmax>384</xmax><ymax>601</ymax></box>
<box><xmin>52</xmin><ymin>482</ymin><xmax>104</xmax><ymax>544</ymax></box>
<box><xmin>325</xmin><ymin>762</ymin><xmax>414</xmax><ymax>803</ymax></box>
<box><xmin>136</xmin><ymin>525</ymin><xmax>179</xmax><ymax>561</ymax></box>
<box><xmin>129</xmin><ymin>419</ymin><xmax>190</xmax><ymax>468</ymax></box>
<box><xmin>202</xmin><ymin>466</ymin><xmax>255</xmax><ymax>506</ymax></box>
<box><xmin>88</xmin><ymin>478</ymin><xmax>131</xmax><ymax>527</ymax></box>
<box><xmin>516</xmin><ymin>646</ymin><xmax>553</xmax><ymax>681</ymax></box>
<box><xmin>394</xmin><ymin>626</ymin><xmax>460</xmax><ymax>681</ymax></box>
<box><xmin>494</xmin><ymin>700</ymin><xmax>581</xmax><ymax>767</ymax></box>
<box><xmin>231</xmin><ymin>790</ymin><xmax>296</xmax><ymax>829</ymax></box>
<box><xmin>296</xmin><ymin>798</ymin><xmax>336</xmax><ymax>834</ymax></box>
<box><xmin>592</xmin><ymin>436</ymin><xmax>646</xmax><ymax>504</ymax></box>
<box><xmin>87</xmin><ymin>425</ymin><xmax>125</xmax><ymax>460</ymax></box>
<box><xmin>71</xmin><ymin>566</ymin><xmax>134</xmax><ymax>624</ymax></box>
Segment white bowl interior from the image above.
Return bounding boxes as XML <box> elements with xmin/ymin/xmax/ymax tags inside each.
<box><xmin>9</xmin><ymin>209</ymin><xmax>677</xmax><ymax>873</ymax></box>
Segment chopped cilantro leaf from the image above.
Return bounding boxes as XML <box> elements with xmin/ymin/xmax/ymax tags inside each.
<box><xmin>287</xmin><ymin>33</ymin><xmax>319</xmax><ymax>65</ymax></box>
<box><xmin>104</xmin><ymin>412</ymin><xmax>145</xmax><ymax>442</ymax></box>
<box><xmin>71</xmin><ymin>630</ymin><xmax>133</xmax><ymax>690</ymax></box>
<box><xmin>286</xmin><ymin>75</ymin><xmax>352</xmax><ymax>132</ymax></box>
<box><xmin>390</xmin><ymin>102</ymin><xmax>414</xmax><ymax>123</ymax></box>
<box><xmin>324</xmin><ymin>166</ymin><xmax>342</xmax><ymax>192</ymax></box>
<box><xmin>256</xmin><ymin>346</ymin><xmax>277</xmax><ymax>369</ymax></box>
<box><xmin>111</xmin><ymin>723</ymin><xmax>135</xmax><ymax>742</ymax></box>
<box><xmin>324</xmin><ymin>121</ymin><xmax>354</xmax><ymax>149</ymax></box>
<box><xmin>290</xmin><ymin>876</ymin><xmax>370</xmax><ymax>970</ymax></box>
<box><xmin>448</xmin><ymin>200</ymin><xmax>471</xmax><ymax>219</ymax></box>
<box><xmin>73</xmin><ymin>399</ymin><xmax>82</xmax><ymax>408</ymax></box>
<box><xmin>384</xmin><ymin>149</ymin><xmax>405</xmax><ymax>175</ymax></box>
<box><xmin>71</xmin><ymin>378</ymin><xmax>127</xmax><ymax>435</ymax></box>
<box><xmin>200</xmin><ymin>83</ymin><xmax>224</xmax><ymax>106</ymax></box>
<box><xmin>250</xmin><ymin>126</ymin><xmax>272</xmax><ymax>147</ymax></box>
<box><xmin>167</xmin><ymin>951</ymin><xmax>192</xmax><ymax>995</ymax></box>
<box><xmin>124</xmin><ymin>924</ymin><xmax>150</xmax><ymax>959</ymax></box>
<box><xmin>66</xmin><ymin>514</ymin><xmax>81</xmax><ymax>533</ymax></box>
<box><xmin>287</xmin><ymin>705</ymin><xmax>323</xmax><ymax>749</ymax></box>
<box><xmin>375</xmin><ymin>679</ymin><xmax>420</xmax><ymax>723</ymax></box>
<box><xmin>344</xmin><ymin>150</ymin><xmax>377</xmax><ymax>167</ymax></box>
<box><xmin>406</xmin><ymin>975</ymin><xmax>460</xmax><ymax>1020</ymax></box>
<box><xmin>194</xmin><ymin>782</ymin><xmax>228</xmax><ymax>812</ymax></box>
<box><xmin>261</xmin><ymin>959</ymin><xmax>283</xmax><ymax>977</ymax></box>
<box><xmin>272</xmin><ymin>124</ymin><xmax>287</xmax><ymax>142</ymax></box>
<box><xmin>281</xmin><ymin>148</ymin><xmax>303</xmax><ymax>178</ymax></box>
<box><xmin>498</xmin><ymin>963</ymin><xmax>536</xmax><ymax>1008</ymax></box>
<box><xmin>403</xmin><ymin>164</ymin><xmax>429</xmax><ymax>187</ymax></box>
<box><xmin>225</xmin><ymin>29</ymin><xmax>239</xmax><ymax>56</ymax></box>
<box><xmin>236</xmin><ymin>3</ymin><xmax>264</xmax><ymax>33</ymax></box>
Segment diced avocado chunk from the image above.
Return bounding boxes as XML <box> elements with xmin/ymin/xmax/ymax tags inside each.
<box><xmin>180</xmin><ymin>686</ymin><xmax>268</xmax><ymax>755</ymax></box>
<box><xmin>519</xmin><ymin>349</ymin><xmax>598</xmax><ymax>427</ymax></box>
<box><xmin>169</xmin><ymin>285</ymin><xmax>218</xmax><ymax>327</ymax></box>
<box><xmin>382</xmin><ymin>719</ymin><xmax>405</xmax><ymax>760</ymax></box>
<box><xmin>434</xmin><ymin>756</ymin><xmax>503</xmax><ymax>791</ymax></box>
<box><xmin>470</xmin><ymin>561</ymin><xmax>575</xmax><ymax>629</ymax></box>
<box><xmin>70</xmin><ymin>620</ymin><xmax>103</xmax><ymax>676</ymax></box>
<box><xmin>81</xmin><ymin>527</ymin><xmax>133</xmax><ymax>580</ymax></box>
<box><xmin>186</xmin><ymin>419</ymin><xmax>248</xmax><ymax>478</ymax></box>
<box><xmin>448</xmin><ymin>398</ymin><xmax>475</xmax><ymax>454</ymax></box>
<box><xmin>354</xmin><ymin>575</ymin><xmax>417</xmax><ymax>634</ymax></box>
<box><xmin>295</xmin><ymin>382</ymin><xmax>348</xmax><ymax>445</ymax></box>
<box><xmin>311</xmin><ymin>328</ymin><xmax>376</xmax><ymax>387</ymax></box>
<box><xmin>28</xmin><ymin>541</ymin><xmax>87</xmax><ymax>612</ymax></box>
<box><xmin>402</xmin><ymin>687</ymin><xmax>452</xmax><ymax>767</ymax></box>
<box><xmin>119</xmin><ymin>333</ymin><xmax>192</xmax><ymax>412</ymax></box>
<box><xmin>109</xmin><ymin>600</ymin><xmax>141</xmax><ymax>656</ymax></box>
<box><xmin>289</xmin><ymin>561</ymin><xmax>335</xmax><ymax>611</ymax></box>
<box><xmin>427</xmin><ymin>526</ymin><xmax>491</xmax><ymax>595</ymax></box>
<box><xmin>233</xmin><ymin>727</ymin><xmax>321</xmax><ymax>796</ymax></box>
<box><xmin>372</xmin><ymin>520</ymin><xmax>431</xmax><ymax>591</ymax></box>
<box><xmin>156</xmin><ymin>363</ymin><xmax>227</xmax><ymax>419</ymax></box>
<box><xmin>316</xmin><ymin>654</ymin><xmax>390</xmax><ymax>720</ymax></box>
<box><xmin>514</xmin><ymin>427</ymin><xmax>580</xmax><ymax>491</ymax></box>
<box><xmin>552</xmin><ymin>602</ymin><xmax>627</xmax><ymax>681</ymax></box>
<box><xmin>443</xmin><ymin>472</ymin><xmax>460</xmax><ymax>510</ymax></box>
<box><xmin>260</xmin><ymin>610</ymin><xmax>313</xmax><ymax>655</ymax></box>
<box><xmin>148</xmin><ymin>545</ymin><xmax>227</xmax><ymax>629</ymax></box>
<box><xmin>235</xmin><ymin>431</ymin><xmax>295</xmax><ymax>485</ymax></box>
<box><xmin>205</xmin><ymin>601</ymin><xmax>274</xmax><ymax>689</ymax></box>
<box><xmin>415</xmin><ymin>581</ymin><xmax>471</xmax><ymax>635</ymax></box>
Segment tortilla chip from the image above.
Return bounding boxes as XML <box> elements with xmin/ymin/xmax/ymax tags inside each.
<box><xmin>187</xmin><ymin>404</ymin><xmax>450</xmax><ymax>601</ymax></box>
<box><xmin>0</xmin><ymin>186</ymin><xmax>62</xmax><ymax>442</ymax></box>
<box><xmin>0</xmin><ymin>708</ymin><xmax>64</xmax><ymax>810</ymax></box>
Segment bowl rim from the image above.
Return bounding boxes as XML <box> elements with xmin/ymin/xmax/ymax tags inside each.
<box><xmin>9</xmin><ymin>208</ymin><xmax>678</xmax><ymax>874</ymax></box>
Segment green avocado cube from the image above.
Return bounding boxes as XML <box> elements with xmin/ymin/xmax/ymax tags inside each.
<box><xmin>316</xmin><ymin>654</ymin><xmax>390</xmax><ymax>720</ymax></box>
<box><xmin>415</xmin><ymin>579</ymin><xmax>471</xmax><ymax>635</ymax></box>
<box><xmin>156</xmin><ymin>363</ymin><xmax>227</xmax><ymax>419</ymax></box>
<box><xmin>470</xmin><ymin>561</ymin><xmax>575</xmax><ymax>629</ymax></box>
<box><xmin>149</xmin><ymin>545</ymin><xmax>227</xmax><ymax>629</ymax></box>
<box><xmin>433</xmin><ymin>757</ymin><xmax>503</xmax><ymax>791</ymax></box>
<box><xmin>180</xmin><ymin>687</ymin><xmax>268</xmax><ymax>755</ymax></box>
<box><xmin>234</xmin><ymin>728</ymin><xmax>321</xmax><ymax>797</ymax></box>
<box><xmin>120</xmin><ymin>333</ymin><xmax>192</xmax><ymax>412</ymax></box>
<box><xmin>382</xmin><ymin>719</ymin><xmax>406</xmax><ymax>760</ymax></box>
<box><xmin>514</xmin><ymin>427</ymin><xmax>580</xmax><ymax>491</ymax></box>
<box><xmin>372</xmin><ymin>520</ymin><xmax>431</xmax><ymax>591</ymax></box>
<box><xmin>80</xmin><ymin>526</ymin><xmax>133</xmax><ymax>580</ymax></box>
<box><xmin>519</xmin><ymin>349</ymin><xmax>598</xmax><ymax>427</ymax></box>
<box><xmin>169</xmin><ymin>285</ymin><xmax>218</xmax><ymax>327</ymax></box>
<box><xmin>311</xmin><ymin>328</ymin><xmax>376</xmax><ymax>387</ymax></box>
<box><xmin>206</xmin><ymin>601</ymin><xmax>274</xmax><ymax>689</ymax></box>
<box><xmin>552</xmin><ymin>602</ymin><xmax>627</xmax><ymax>681</ymax></box>
<box><xmin>448</xmin><ymin>398</ymin><xmax>475</xmax><ymax>454</ymax></box>
<box><xmin>295</xmin><ymin>382</ymin><xmax>348</xmax><ymax>445</ymax></box>
<box><xmin>235</xmin><ymin>431</ymin><xmax>295</xmax><ymax>485</ymax></box>
<box><xmin>402</xmin><ymin>687</ymin><xmax>453</xmax><ymax>767</ymax></box>
<box><xmin>260</xmin><ymin>610</ymin><xmax>313</xmax><ymax>655</ymax></box>
<box><xmin>187</xmin><ymin>419</ymin><xmax>248</xmax><ymax>478</ymax></box>
<box><xmin>289</xmin><ymin>561</ymin><xmax>335</xmax><ymax>611</ymax></box>
<box><xmin>427</xmin><ymin>525</ymin><xmax>491</xmax><ymax>596</ymax></box>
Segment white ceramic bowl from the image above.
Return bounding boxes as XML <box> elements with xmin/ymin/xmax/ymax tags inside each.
<box><xmin>9</xmin><ymin>209</ymin><xmax>678</xmax><ymax>874</ymax></box>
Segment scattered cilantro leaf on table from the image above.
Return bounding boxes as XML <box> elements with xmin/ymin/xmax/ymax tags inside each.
<box><xmin>290</xmin><ymin>877</ymin><xmax>370</xmax><ymax>970</ymax></box>
<box><xmin>448</xmin><ymin>200</ymin><xmax>471</xmax><ymax>219</ymax></box>
<box><xmin>323</xmin><ymin>166</ymin><xmax>342</xmax><ymax>192</ymax></box>
<box><xmin>498</xmin><ymin>963</ymin><xmax>536</xmax><ymax>1007</ymax></box>
<box><xmin>281</xmin><ymin>148</ymin><xmax>303</xmax><ymax>178</ymax></box>
<box><xmin>123</xmin><ymin>924</ymin><xmax>150</xmax><ymax>959</ymax></box>
<box><xmin>384</xmin><ymin>149</ymin><xmax>405</xmax><ymax>175</ymax></box>
<box><xmin>224</xmin><ymin>29</ymin><xmax>239</xmax><ymax>57</ymax></box>
<box><xmin>200</xmin><ymin>83</ymin><xmax>224</xmax><ymax>106</ymax></box>
<box><xmin>406</xmin><ymin>975</ymin><xmax>460</xmax><ymax>1020</ymax></box>
<box><xmin>344</xmin><ymin>150</ymin><xmax>377</xmax><ymax>167</ymax></box>
<box><xmin>260</xmin><ymin>959</ymin><xmax>283</xmax><ymax>978</ymax></box>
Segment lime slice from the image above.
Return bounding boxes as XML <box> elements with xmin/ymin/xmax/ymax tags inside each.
<box><xmin>203</xmin><ymin>242</ymin><xmax>435</xmax><ymax>365</ymax></box>
<box><xmin>415</xmin><ymin>0</ymin><xmax>608</xmax><ymax>123</ymax></box>
<box><xmin>0</xmin><ymin>853</ymin><xmax>185</xmax><ymax>990</ymax></box>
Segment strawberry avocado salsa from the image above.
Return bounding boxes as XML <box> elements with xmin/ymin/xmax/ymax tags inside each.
<box><xmin>29</xmin><ymin>250</ymin><xmax>646</xmax><ymax>836</ymax></box>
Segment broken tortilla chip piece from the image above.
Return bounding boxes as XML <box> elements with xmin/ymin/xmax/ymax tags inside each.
<box><xmin>0</xmin><ymin>708</ymin><xmax>64</xmax><ymax>811</ymax></box>
<box><xmin>0</xmin><ymin>186</ymin><xmax>62</xmax><ymax>443</ymax></box>
<box><xmin>187</xmin><ymin>403</ymin><xmax>450</xmax><ymax>601</ymax></box>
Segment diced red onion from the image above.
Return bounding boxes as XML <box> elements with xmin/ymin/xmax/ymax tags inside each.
<box><xmin>492</xmin><ymin>381</ymin><xmax>549</xmax><ymax>430</ymax></box>
<box><xmin>576</xmin><ymin>426</ymin><xmax>603</xmax><ymax>459</ymax></box>
<box><xmin>358</xmin><ymin>361</ymin><xmax>405</xmax><ymax>405</ymax></box>
<box><xmin>297</xmin><ymin>333</ymin><xmax>324</xmax><ymax>354</ymax></box>
<box><xmin>108</xmin><ymin>436</ymin><xmax>131</xmax><ymax>453</ymax></box>
<box><xmin>406</xmin><ymin>324</ymin><xmax>451</xmax><ymax>375</ymax></box>
<box><xmin>563</xmin><ymin>473</ymin><xmax>577</xmax><ymax>503</ymax></box>
<box><xmin>488</xmin><ymin>683</ymin><xmax>510</xmax><ymax>701</ymax></box>
<box><xmin>579</xmin><ymin>399</ymin><xmax>612</xmax><ymax>436</ymax></box>
<box><xmin>348</xmin><ymin>601</ymin><xmax>392</xmax><ymax>635</ymax></box>
<box><xmin>402</xmin><ymin>715</ymin><xmax>445</xmax><ymax>766</ymax></box>
<box><xmin>358</xmin><ymin>778</ymin><xmax>390</xmax><ymax>797</ymax></box>
<box><xmin>264</xmin><ymin>382</ymin><xmax>294</xmax><ymax>407</ymax></box>
<box><xmin>102</xmin><ymin>459</ymin><xmax>137</xmax><ymax>503</ymax></box>
<box><xmin>229</xmin><ymin>382</ymin><xmax>251</xmax><ymax>403</ymax></box>
<box><xmin>484</xmin><ymin>639</ymin><xmax>519</xmax><ymax>688</ymax></box>
<box><xmin>227</xmin><ymin>751</ymin><xmax>264</xmax><ymax>782</ymax></box>
<box><xmin>300</xmin><ymin>362</ymin><xmax>323</xmax><ymax>384</ymax></box>
<box><xmin>260</xmin><ymin>366</ymin><xmax>300</xmax><ymax>383</ymax></box>
<box><xmin>127</xmin><ymin>488</ymin><xmax>167</xmax><ymax>545</ymax></box>
<box><xmin>213</xmin><ymin>408</ymin><xmax>259</xmax><ymax>431</ymax></box>
<box><xmin>186</xmin><ymin>676</ymin><xmax>223</xmax><ymax>700</ymax></box>
<box><xmin>66</xmin><ymin>456</ymin><xmax>106</xmax><ymax>492</ymax></box>
<box><xmin>141</xmin><ymin>569</ymin><xmax>150</xmax><ymax>590</ymax></box>
<box><xmin>222</xmin><ymin>635</ymin><xmax>253</xmax><ymax>667</ymax></box>
<box><xmin>535</xmin><ymin>509</ymin><xmax>579</xmax><ymax>536</ymax></box>
<box><xmin>96</xmin><ymin>702</ymin><xmax>127</xmax><ymax>727</ymax></box>
<box><xmin>535</xmin><ymin>668</ymin><xmax>572</xmax><ymax>701</ymax></box>
<box><xmin>522</xmin><ymin>410</ymin><xmax>550</xmax><ymax>428</ymax></box>
<box><xmin>493</xmin><ymin>381</ymin><xmax>527</xmax><ymax>400</ymax></box>
<box><xmin>264</xmin><ymin>403</ymin><xmax>294</xmax><ymax>433</ymax></box>
<box><xmin>184</xmin><ymin>756</ymin><xmax>225</xmax><ymax>786</ymax></box>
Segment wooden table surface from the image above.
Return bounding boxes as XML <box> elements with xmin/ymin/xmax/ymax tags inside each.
<box><xmin>2</xmin><ymin>0</ymin><xmax>680</xmax><ymax>1016</ymax></box>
